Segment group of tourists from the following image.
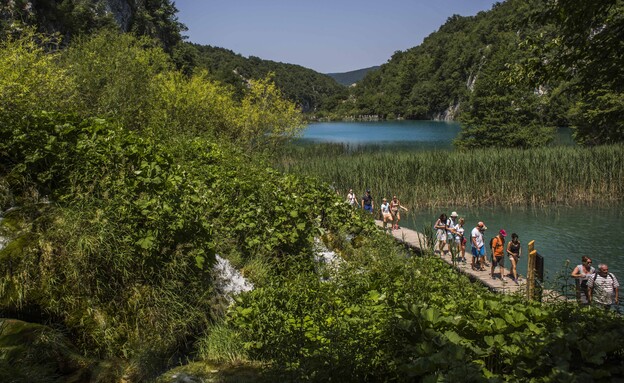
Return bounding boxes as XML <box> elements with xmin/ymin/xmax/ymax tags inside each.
<box><xmin>434</xmin><ymin>213</ymin><xmax>522</xmax><ymax>284</ymax></box>
<box><xmin>347</xmin><ymin>190</ymin><xmax>620</xmax><ymax>308</ymax></box>
<box><xmin>571</xmin><ymin>256</ymin><xmax>620</xmax><ymax>310</ymax></box>
<box><xmin>346</xmin><ymin>189</ymin><xmax>406</xmax><ymax>230</ymax></box>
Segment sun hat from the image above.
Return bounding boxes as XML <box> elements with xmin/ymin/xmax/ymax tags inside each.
<box><xmin>499</xmin><ymin>229</ymin><xmax>507</xmax><ymax>237</ymax></box>
<box><xmin>450</xmin><ymin>211</ymin><xmax>458</xmax><ymax>217</ymax></box>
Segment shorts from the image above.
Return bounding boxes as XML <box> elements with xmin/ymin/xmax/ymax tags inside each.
<box><xmin>471</xmin><ymin>246</ymin><xmax>485</xmax><ymax>258</ymax></box>
<box><xmin>436</xmin><ymin>229</ymin><xmax>447</xmax><ymax>242</ymax></box>
<box><xmin>492</xmin><ymin>255</ymin><xmax>504</xmax><ymax>267</ymax></box>
<box><xmin>364</xmin><ymin>204</ymin><xmax>373</xmax><ymax>213</ymax></box>
<box><xmin>383</xmin><ymin>212</ymin><xmax>392</xmax><ymax>221</ymax></box>
<box><xmin>391</xmin><ymin>209</ymin><xmax>399</xmax><ymax>219</ymax></box>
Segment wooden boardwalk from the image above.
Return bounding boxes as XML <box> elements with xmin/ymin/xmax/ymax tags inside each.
<box><xmin>375</xmin><ymin>221</ymin><xmax>527</xmax><ymax>294</ymax></box>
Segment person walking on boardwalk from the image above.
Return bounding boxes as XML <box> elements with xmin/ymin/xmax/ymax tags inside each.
<box><xmin>506</xmin><ymin>233</ymin><xmax>522</xmax><ymax>284</ymax></box>
<box><xmin>471</xmin><ymin>221</ymin><xmax>487</xmax><ymax>271</ymax></box>
<box><xmin>588</xmin><ymin>263</ymin><xmax>619</xmax><ymax>310</ymax></box>
<box><xmin>491</xmin><ymin>229</ymin><xmax>507</xmax><ymax>281</ymax></box>
<box><xmin>390</xmin><ymin>195</ymin><xmax>405</xmax><ymax>230</ymax></box>
<box><xmin>434</xmin><ymin>213</ymin><xmax>448</xmax><ymax>255</ymax></box>
<box><xmin>571</xmin><ymin>256</ymin><xmax>594</xmax><ymax>304</ymax></box>
<box><xmin>447</xmin><ymin>212</ymin><xmax>459</xmax><ymax>257</ymax></box>
<box><xmin>361</xmin><ymin>189</ymin><xmax>374</xmax><ymax>214</ymax></box>
<box><xmin>457</xmin><ymin>217</ymin><xmax>467</xmax><ymax>263</ymax></box>
<box><xmin>380</xmin><ymin>198</ymin><xmax>393</xmax><ymax>231</ymax></box>
<box><xmin>347</xmin><ymin>188</ymin><xmax>358</xmax><ymax>207</ymax></box>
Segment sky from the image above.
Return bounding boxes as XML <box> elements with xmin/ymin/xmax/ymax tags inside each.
<box><xmin>173</xmin><ymin>0</ymin><xmax>499</xmax><ymax>74</ymax></box>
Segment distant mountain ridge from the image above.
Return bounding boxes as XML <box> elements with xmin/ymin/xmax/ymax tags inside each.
<box><xmin>326</xmin><ymin>66</ymin><xmax>380</xmax><ymax>86</ymax></box>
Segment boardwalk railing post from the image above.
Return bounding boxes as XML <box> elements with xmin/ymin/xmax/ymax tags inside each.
<box><xmin>527</xmin><ymin>240</ymin><xmax>536</xmax><ymax>300</ymax></box>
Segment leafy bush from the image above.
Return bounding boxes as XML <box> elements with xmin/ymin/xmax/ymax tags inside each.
<box><xmin>228</xmin><ymin>236</ymin><xmax>624</xmax><ymax>381</ymax></box>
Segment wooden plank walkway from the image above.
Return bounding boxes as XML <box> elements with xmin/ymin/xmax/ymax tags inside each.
<box><xmin>375</xmin><ymin>220</ymin><xmax>527</xmax><ymax>294</ymax></box>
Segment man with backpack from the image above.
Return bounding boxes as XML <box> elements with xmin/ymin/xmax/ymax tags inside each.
<box><xmin>490</xmin><ymin>229</ymin><xmax>507</xmax><ymax>281</ymax></box>
<box><xmin>588</xmin><ymin>263</ymin><xmax>619</xmax><ymax>310</ymax></box>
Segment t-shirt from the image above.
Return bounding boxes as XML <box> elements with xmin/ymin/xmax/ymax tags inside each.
<box><xmin>381</xmin><ymin>202</ymin><xmax>390</xmax><ymax>214</ymax></box>
<box><xmin>492</xmin><ymin>236</ymin><xmax>505</xmax><ymax>257</ymax></box>
<box><xmin>362</xmin><ymin>194</ymin><xmax>373</xmax><ymax>206</ymax></box>
<box><xmin>457</xmin><ymin>226</ymin><xmax>465</xmax><ymax>238</ymax></box>
<box><xmin>588</xmin><ymin>273</ymin><xmax>620</xmax><ymax>305</ymax></box>
<box><xmin>347</xmin><ymin>192</ymin><xmax>357</xmax><ymax>205</ymax></box>
<box><xmin>447</xmin><ymin>218</ymin><xmax>458</xmax><ymax>236</ymax></box>
<box><xmin>471</xmin><ymin>227</ymin><xmax>484</xmax><ymax>248</ymax></box>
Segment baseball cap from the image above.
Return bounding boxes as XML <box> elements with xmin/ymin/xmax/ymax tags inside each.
<box><xmin>478</xmin><ymin>221</ymin><xmax>487</xmax><ymax>230</ymax></box>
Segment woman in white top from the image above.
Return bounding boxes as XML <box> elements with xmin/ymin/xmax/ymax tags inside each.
<box><xmin>571</xmin><ymin>256</ymin><xmax>595</xmax><ymax>304</ymax></box>
<box><xmin>347</xmin><ymin>189</ymin><xmax>357</xmax><ymax>207</ymax></box>
<box><xmin>380</xmin><ymin>198</ymin><xmax>392</xmax><ymax>230</ymax></box>
<box><xmin>434</xmin><ymin>213</ymin><xmax>448</xmax><ymax>255</ymax></box>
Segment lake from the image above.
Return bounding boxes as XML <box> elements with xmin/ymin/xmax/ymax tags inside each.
<box><xmin>300</xmin><ymin>121</ymin><xmax>622</xmax><ymax>287</ymax></box>
<box><xmin>299</xmin><ymin>120</ymin><xmax>575</xmax><ymax>150</ymax></box>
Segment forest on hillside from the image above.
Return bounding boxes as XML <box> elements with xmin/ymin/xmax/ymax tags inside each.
<box><xmin>324</xmin><ymin>0</ymin><xmax>623</xmax><ymax>148</ymax></box>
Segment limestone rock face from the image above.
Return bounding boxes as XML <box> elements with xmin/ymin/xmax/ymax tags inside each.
<box><xmin>101</xmin><ymin>0</ymin><xmax>133</xmax><ymax>32</ymax></box>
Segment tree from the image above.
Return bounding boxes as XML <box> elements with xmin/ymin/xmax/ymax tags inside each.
<box><xmin>520</xmin><ymin>0</ymin><xmax>624</xmax><ymax>145</ymax></box>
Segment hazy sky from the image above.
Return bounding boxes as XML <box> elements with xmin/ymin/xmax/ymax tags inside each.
<box><xmin>173</xmin><ymin>0</ymin><xmax>498</xmax><ymax>74</ymax></box>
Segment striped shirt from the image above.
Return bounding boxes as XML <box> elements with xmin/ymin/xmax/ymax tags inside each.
<box><xmin>588</xmin><ymin>273</ymin><xmax>619</xmax><ymax>305</ymax></box>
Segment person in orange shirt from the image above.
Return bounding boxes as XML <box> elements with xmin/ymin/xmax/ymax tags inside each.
<box><xmin>491</xmin><ymin>229</ymin><xmax>507</xmax><ymax>281</ymax></box>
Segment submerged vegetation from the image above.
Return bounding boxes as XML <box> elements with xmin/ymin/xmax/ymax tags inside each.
<box><xmin>276</xmin><ymin>143</ymin><xmax>624</xmax><ymax>207</ymax></box>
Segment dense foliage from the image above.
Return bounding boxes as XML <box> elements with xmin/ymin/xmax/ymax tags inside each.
<box><xmin>0</xmin><ymin>30</ymin><xmax>345</xmax><ymax>380</ymax></box>
<box><xmin>228</xmin><ymin>238</ymin><xmax>624</xmax><ymax>382</ymax></box>
<box><xmin>185</xmin><ymin>44</ymin><xmax>347</xmax><ymax>113</ymax></box>
<box><xmin>0</xmin><ymin>0</ymin><xmax>185</xmax><ymax>50</ymax></box>
<box><xmin>516</xmin><ymin>0</ymin><xmax>624</xmax><ymax>145</ymax></box>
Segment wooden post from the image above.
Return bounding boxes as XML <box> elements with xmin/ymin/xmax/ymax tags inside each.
<box><xmin>527</xmin><ymin>240</ymin><xmax>535</xmax><ymax>300</ymax></box>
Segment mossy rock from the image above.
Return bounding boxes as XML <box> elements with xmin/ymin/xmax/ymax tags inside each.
<box><xmin>0</xmin><ymin>318</ymin><xmax>91</xmax><ymax>383</ymax></box>
<box><xmin>155</xmin><ymin>360</ymin><xmax>268</xmax><ymax>383</ymax></box>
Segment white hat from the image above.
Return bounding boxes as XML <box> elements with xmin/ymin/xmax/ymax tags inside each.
<box><xmin>450</xmin><ymin>211</ymin><xmax>458</xmax><ymax>217</ymax></box>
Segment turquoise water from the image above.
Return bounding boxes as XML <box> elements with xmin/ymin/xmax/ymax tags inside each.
<box><xmin>301</xmin><ymin>121</ymin><xmax>574</xmax><ymax>150</ymax></box>
<box><xmin>300</xmin><ymin>120</ymin><xmax>460</xmax><ymax>149</ymax></box>
<box><xmin>300</xmin><ymin>121</ymin><xmax>622</xmax><ymax>285</ymax></box>
<box><xmin>403</xmin><ymin>205</ymin><xmax>623</xmax><ymax>284</ymax></box>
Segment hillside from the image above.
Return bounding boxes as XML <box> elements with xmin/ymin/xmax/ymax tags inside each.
<box><xmin>329</xmin><ymin>0</ymin><xmax>623</xmax><ymax>147</ymax></box>
<box><xmin>326</xmin><ymin>66</ymin><xmax>380</xmax><ymax>86</ymax></box>
<box><xmin>188</xmin><ymin>44</ymin><xmax>347</xmax><ymax>113</ymax></box>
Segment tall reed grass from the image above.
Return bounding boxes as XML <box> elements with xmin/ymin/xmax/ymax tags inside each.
<box><xmin>275</xmin><ymin>144</ymin><xmax>624</xmax><ymax>208</ymax></box>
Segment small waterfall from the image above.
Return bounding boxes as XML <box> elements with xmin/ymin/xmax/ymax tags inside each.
<box><xmin>213</xmin><ymin>255</ymin><xmax>254</xmax><ymax>300</ymax></box>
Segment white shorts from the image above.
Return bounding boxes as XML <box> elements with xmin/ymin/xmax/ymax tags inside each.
<box><xmin>436</xmin><ymin>229</ymin><xmax>447</xmax><ymax>241</ymax></box>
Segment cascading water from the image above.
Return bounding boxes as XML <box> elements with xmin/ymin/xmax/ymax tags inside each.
<box><xmin>213</xmin><ymin>255</ymin><xmax>254</xmax><ymax>301</ymax></box>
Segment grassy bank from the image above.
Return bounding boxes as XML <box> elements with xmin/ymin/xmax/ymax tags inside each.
<box><xmin>276</xmin><ymin>143</ymin><xmax>624</xmax><ymax>207</ymax></box>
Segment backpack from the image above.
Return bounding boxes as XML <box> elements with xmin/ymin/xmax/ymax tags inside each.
<box><xmin>490</xmin><ymin>236</ymin><xmax>505</xmax><ymax>248</ymax></box>
<box><xmin>592</xmin><ymin>272</ymin><xmax>615</xmax><ymax>283</ymax></box>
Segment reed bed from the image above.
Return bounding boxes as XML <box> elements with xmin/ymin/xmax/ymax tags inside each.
<box><xmin>275</xmin><ymin>144</ymin><xmax>624</xmax><ymax>208</ymax></box>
